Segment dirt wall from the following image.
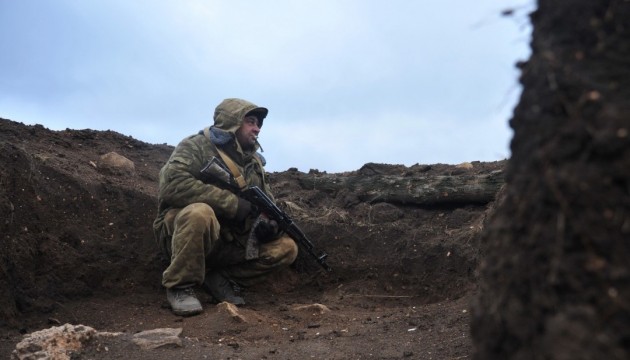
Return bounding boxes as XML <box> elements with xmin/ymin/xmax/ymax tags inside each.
<box><xmin>471</xmin><ymin>1</ymin><xmax>630</xmax><ymax>359</ymax></box>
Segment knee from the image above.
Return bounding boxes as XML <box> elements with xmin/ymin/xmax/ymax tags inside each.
<box><xmin>276</xmin><ymin>236</ymin><xmax>298</xmax><ymax>266</ymax></box>
<box><xmin>259</xmin><ymin>235</ymin><xmax>298</xmax><ymax>266</ymax></box>
<box><xmin>172</xmin><ymin>203</ymin><xmax>221</xmax><ymax>246</ymax></box>
<box><xmin>176</xmin><ymin>203</ymin><xmax>217</xmax><ymax>229</ymax></box>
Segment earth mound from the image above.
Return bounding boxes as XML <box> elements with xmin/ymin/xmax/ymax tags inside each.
<box><xmin>0</xmin><ymin>118</ymin><xmax>503</xmax><ymax>359</ymax></box>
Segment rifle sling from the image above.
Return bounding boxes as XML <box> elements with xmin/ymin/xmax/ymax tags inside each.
<box><xmin>203</xmin><ymin>127</ymin><xmax>248</xmax><ymax>190</ymax></box>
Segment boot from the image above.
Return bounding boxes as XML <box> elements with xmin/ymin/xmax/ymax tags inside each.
<box><xmin>166</xmin><ymin>286</ymin><xmax>203</xmax><ymax>316</ymax></box>
<box><xmin>203</xmin><ymin>271</ymin><xmax>245</xmax><ymax>305</ymax></box>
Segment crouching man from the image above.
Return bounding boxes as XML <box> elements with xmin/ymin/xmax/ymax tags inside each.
<box><xmin>153</xmin><ymin>98</ymin><xmax>298</xmax><ymax>316</ymax></box>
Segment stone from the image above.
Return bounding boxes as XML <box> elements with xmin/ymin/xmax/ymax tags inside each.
<box><xmin>132</xmin><ymin>328</ymin><xmax>183</xmax><ymax>350</ymax></box>
<box><xmin>291</xmin><ymin>303</ymin><xmax>331</xmax><ymax>315</ymax></box>
<box><xmin>217</xmin><ymin>301</ymin><xmax>248</xmax><ymax>323</ymax></box>
<box><xmin>12</xmin><ymin>323</ymin><xmax>97</xmax><ymax>360</ymax></box>
<box><xmin>96</xmin><ymin>152</ymin><xmax>135</xmax><ymax>176</ymax></box>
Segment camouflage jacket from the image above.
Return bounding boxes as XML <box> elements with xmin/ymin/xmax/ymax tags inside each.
<box><xmin>153</xmin><ymin>99</ymin><xmax>273</xmax><ymax>247</ymax></box>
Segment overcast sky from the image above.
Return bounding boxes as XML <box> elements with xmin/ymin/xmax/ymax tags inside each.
<box><xmin>0</xmin><ymin>1</ymin><xmax>534</xmax><ymax>172</ymax></box>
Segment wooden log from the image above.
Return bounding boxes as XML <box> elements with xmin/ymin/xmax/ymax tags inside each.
<box><xmin>298</xmin><ymin>170</ymin><xmax>504</xmax><ymax>205</ymax></box>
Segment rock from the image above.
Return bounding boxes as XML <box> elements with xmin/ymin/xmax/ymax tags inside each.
<box><xmin>291</xmin><ymin>303</ymin><xmax>331</xmax><ymax>315</ymax></box>
<box><xmin>12</xmin><ymin>324</ymin><xmax>184</xmax><ymax>357</ymax></box>
<box><xmin>132</xmin><ymin>328</ymin><xmax>183</xmax><ymax>350</ymax></box>
<box><xmin>96</xmin><ymin>152</ymin><xmax>135</xmax><ymax>176</ymax></box>
<box><xmin>217</xmin><ymin>302</ymin><xmax>248</xmax><ymax>323</ymax></box>
<box><xmin>12</xmin><ymin>323</ymin><xmax>97</xmax><ymax>360</ymax></box>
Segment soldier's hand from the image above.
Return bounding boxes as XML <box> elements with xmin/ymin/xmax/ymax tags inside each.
<box><xmin>235</xmin><ymin>198</ymin><xmax>254</xmax><ymax>222</ymax></box>
<box><xmin>255</xmin><ymin>218</ymin><xmax>280</xmax><ymax>243</ymax></box>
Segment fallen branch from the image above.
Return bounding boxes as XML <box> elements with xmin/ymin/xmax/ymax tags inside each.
<box><xmin>299</xmin><ymin>170</ymin><xmax>504</xmax><ymax>205</ymax></box>
<box><xmin>343</xmin><ymin>294</ymin><xmax>417</xmax><ymax>298</ymax></box>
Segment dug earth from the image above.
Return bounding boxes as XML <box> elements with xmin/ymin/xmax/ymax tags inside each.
<box><xmin>0</xmin><ymin>118</ymin><xmax>504</xmax><ymax>359</ymax></box>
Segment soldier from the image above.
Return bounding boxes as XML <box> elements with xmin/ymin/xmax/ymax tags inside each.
<box><xmin>153</xmin><ymin>98</ymin><xmax>298</xmax><ymax>316</ymax></box>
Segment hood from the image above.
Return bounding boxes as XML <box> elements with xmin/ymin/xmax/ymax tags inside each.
<box><xmin>212</xmin><ymin>98</ymin><xmax>268</xmax><ymax>133</ymax></box>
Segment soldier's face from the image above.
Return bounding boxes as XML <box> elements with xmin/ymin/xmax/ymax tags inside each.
<box><xmin>236</xmin><ymin>115</ymin><xmax>261</xmax><ymax>151</ymax></box>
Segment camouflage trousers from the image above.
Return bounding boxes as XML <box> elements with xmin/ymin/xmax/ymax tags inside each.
<box><xmin>157</xmin><ymin>203</ymin><xmax>298</xmax><ymax>289</ymax></box>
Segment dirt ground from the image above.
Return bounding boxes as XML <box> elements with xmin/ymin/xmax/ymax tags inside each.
<box><xmin>0</xmin><ymin>118</ymin><xmax>503</xmax><ymax>359</ymax></box>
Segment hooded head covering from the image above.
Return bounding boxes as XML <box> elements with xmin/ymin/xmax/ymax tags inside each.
<box><xmin>205</xmin><ymin>98</ymin><xmax>268</xmax><ymax>156</ymax></box>
<box><xmin>213</xmin><ymin>98</ymin><xmax>268</xmax><ymax>132</ymax></box>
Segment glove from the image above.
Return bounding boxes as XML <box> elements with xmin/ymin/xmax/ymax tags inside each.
<box><xmin>254</xmin><ymin>218</ymin><xmax>280</xmax><ymax>243</ymax></box>
<box><xmin>235</xmin><ymin>198</ymin><xmax>253</xmax><ymax>223</ymax></box>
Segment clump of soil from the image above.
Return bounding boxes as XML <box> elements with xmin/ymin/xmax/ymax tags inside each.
<box><xmin>0</xmin><ymin>118</ymin><xmax>503</xmax><ymax>359</ymax></box>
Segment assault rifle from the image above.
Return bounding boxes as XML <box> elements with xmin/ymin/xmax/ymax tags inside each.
<box><xmin>201</xmin><ymin>157</ymin><xmax>332</xmax><ymax>272</ymax></box>
<box><xmin>240</xmin><ymin>186</ymin><xmax>332</xmax><ymax>272</ymax></box>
